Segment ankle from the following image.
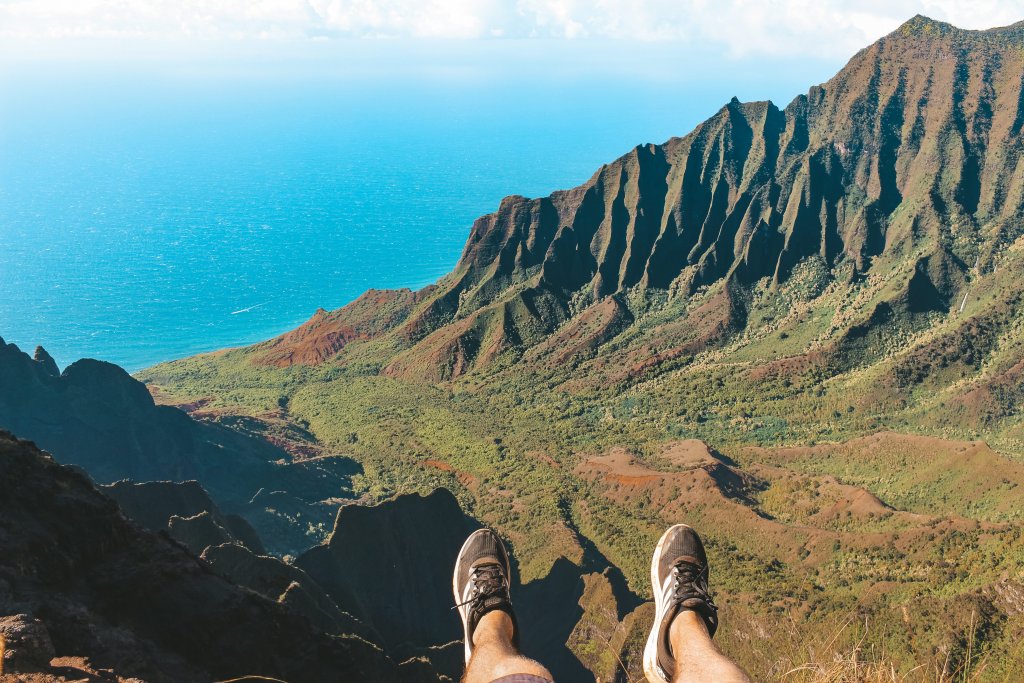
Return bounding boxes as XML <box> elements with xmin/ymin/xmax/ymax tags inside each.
<box><xmin>473</xmin><ymin>609</ymin><xmax>515</xmax><ymax>645</ymax></box>
<box><xmin>669</xmin><ymin>608</ymin><xmax>710</xmax><ymax>651</ymax></box>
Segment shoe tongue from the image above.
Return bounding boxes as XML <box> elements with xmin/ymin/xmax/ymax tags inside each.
<box><xmin>471</xmin><ymin>556</ymin><xmax>502</xmax><ymax>569</ymax></box>
<box><xmin>673</xmin><ymin>555</ymin><xmax>703</xmax><ymax>568</ymax></box>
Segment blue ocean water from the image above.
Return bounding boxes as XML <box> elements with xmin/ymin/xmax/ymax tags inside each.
<box><xmin>0</xmin><ymin>63</ymin><xmax>831</xmax><ymax>372</ymax></box>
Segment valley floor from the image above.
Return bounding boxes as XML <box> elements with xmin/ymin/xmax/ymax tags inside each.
<box><xmin>140</xmin><ymin>350</ymin><xmax>1024</xmax><ymax>682</ymax></box>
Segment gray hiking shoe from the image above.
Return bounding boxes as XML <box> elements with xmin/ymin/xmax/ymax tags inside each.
<box><xmin>452</xmin><ymin>528</ymin><xmax>518</xmax><ymax>664</ymax></box>
<box><xmin>643</xmin><ymin>524</ymin><xmax>719</xmax><ymax>683</ymax></box>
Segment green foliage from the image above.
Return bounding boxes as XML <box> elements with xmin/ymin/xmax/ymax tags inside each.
<box><xmin>135</xmin><ymin>221</ymin><xmax>1024</xmax><ymax>683</ymax></box>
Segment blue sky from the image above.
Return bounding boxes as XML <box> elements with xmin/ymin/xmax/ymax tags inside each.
<box><xmin>2</xmin><ymin>1</ymin><xmax>1022</xmax><ymax>64</ymax></box>
<box><xmin>2</xmin><ymin>1</ymin><xmax>1020</xmax><ymax>112</ymax></box>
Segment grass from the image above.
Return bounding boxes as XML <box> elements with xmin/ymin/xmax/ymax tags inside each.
<box><xmin>135</xmin><ymin>250</ymin><xmax>1024</xmax><ymax>681</ymax></box>
<box><xmin>724</xmin><ymin>607</ymin><xmax>1019</xmax><ymax>683</ymax></box>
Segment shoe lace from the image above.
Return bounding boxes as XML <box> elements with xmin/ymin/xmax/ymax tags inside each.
<box><xmin>454</xmin><ymin>563</ymin><xmax>508</xmax><ymax>610</ymax></box>
<box><xmin>671</xmin><ymin>559</ymin><xmax>717</xmax><ymax>611</ymax></box>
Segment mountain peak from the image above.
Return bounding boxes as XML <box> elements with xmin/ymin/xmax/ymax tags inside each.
<box><xmin>889</xmin><ymin>14</ymin><xmax>1024</xmax><ymax>43</ymax></box>
<box><xmin>33</xmin><ymin>345</ymin><xmax>59</xmax><ymax>377</ymax></box>
<box><xmin>894</xmin><ymin>14</ymin><xmax>957</xmax><ymax>37</ymax></box>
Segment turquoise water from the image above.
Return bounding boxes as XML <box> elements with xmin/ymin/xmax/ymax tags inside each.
<box><xmin>0</xmin><ymin>65</ymin><xmax>829</xmax><ymax>372</ymax></box>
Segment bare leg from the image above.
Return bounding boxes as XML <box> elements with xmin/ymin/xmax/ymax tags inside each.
<box><xmin>462</xmin><ymin>611</ymin><xmax>553</xmax><ymax>683</ymax></box>
<box><xmin>669</xmin><ymin>610</ymin><xmax>751</xmax><ymax>683</ymax></box>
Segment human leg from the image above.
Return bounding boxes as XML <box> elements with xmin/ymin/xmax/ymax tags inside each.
<box><xmin>453</xmin><ymin>529</ymin><xmax>553</xmax><ymax>683</ymax></box>
<box><xmin>643</xmin><ymin>524</ymin><xmax>752</xmax><ymax>683</ymax></box>
<box><xmin>667</xmin><ymin>609</ymin><xmax>750</xmax><ymax>683</ymax></box>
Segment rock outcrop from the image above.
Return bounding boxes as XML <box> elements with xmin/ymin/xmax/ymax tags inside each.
<box><xmin>104</xmin><ymin>479</ymin><xmax>266</xmax><ymax>555</ymax></box>
<box><xmin>297</xmin><ymin>489</ymin><xmax>478</xmax><ymax>656</ymax></box>
<box><xmin>0</xmin><ymin>339</ymin><xmax>360</xmax><ymax>555</ymax></box>
<box><xmin>0</xmin><ymin>431</ymin><xmax>433</xmax><ymax>682</ymax></box>
<box><xmin>0</xmin><ymin>615</ymin><xmax>55</xmax><ymax>674</ymax></box>
<box><xmin>295</xmin><ymin>488</ymin><xmax>641</xmax><ymax>682</ymax></box>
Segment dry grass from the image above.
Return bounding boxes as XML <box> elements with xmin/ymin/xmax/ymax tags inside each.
<box><xmin>777</xmin><ymin>613</ymin><xmax>990</xmax><ymax>683</ymax></box>
<box><xmin>714</xmin><ymin>605</ymin><xmax>1014</xmax><ymax>683</ymax></box>
<box><xmin>783</xmin><ymin>652</ymin><xmax>986</xmax><ymax>683</ymax></box>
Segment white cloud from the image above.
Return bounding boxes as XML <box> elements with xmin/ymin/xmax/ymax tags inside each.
<box><xmin>1</xmin><ymin>0</ymin><xmax>1022</xmax><ymax>57</ymax></box>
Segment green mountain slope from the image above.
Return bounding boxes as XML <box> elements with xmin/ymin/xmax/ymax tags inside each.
<box><xmin>140</xmin><ymin>16</ymin><xmax>1024</xmax><ymax>681</ymax></box>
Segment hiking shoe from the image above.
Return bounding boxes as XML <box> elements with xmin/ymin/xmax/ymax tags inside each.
<box><xmin>643</xmin><ymin>524</ymin><xmax>719</xmax><ymax>683</ymax></box>
<box><xmin>453</xmin><ymin>528</ymin><xmax>518</xmax><ymax>664</ymax></box>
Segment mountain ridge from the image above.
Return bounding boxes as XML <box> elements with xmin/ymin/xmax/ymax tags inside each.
<box><xmin>132</xmin><ymin>16</ymin><xmax>1024</xmax><ymax>680</ymax></box>
<box><xmin>238</xmin><ymin>13</ymin><xmax>1024</xmax><ymax>388</ymax></box>
<box><xmin>0</xmin><ymin>336</ymin><xmax>363</xmax><ymax>556</ymax></box>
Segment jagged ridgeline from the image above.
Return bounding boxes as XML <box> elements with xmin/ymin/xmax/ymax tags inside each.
<box><xmin>129</xmin><ymin>16</ymin><xmax>1024</xmax><ymax>683</ymax></box>
<box><xmin>246</xmin><ymin>16</ymin><xmax>1024</xmax><ymax>384</ymax></box>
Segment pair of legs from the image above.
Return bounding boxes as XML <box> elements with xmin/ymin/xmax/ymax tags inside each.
<box><xmin>463</xmin><ymin>609</ymin><xmax>747</xmax><ymax>683</ymax></box>
<box><xmin>454</xmin><ymin>525</ymin><xmax>752</xmax><ymax>683</ymax></box>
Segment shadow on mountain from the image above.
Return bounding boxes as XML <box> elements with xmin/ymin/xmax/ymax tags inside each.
<box><xmin>0</xmin><ymin>338</ymin><xmax>359</xmax><ymax>556</ymax></box>
<box><xmin>0</xmin><ymin>430</ymin><xmax>435</xmax><ymax>682</ymax></box>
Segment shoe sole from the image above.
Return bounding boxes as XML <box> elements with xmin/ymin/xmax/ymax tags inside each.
<box><xmin>453</xmin><ymin>528</ymin><xmax>493</xmax><ymax>664</ymax></box>
<box><xmin>643</xmin><ymin>523</ymin><xmax>692</xmax><ymax>683</ymax></box>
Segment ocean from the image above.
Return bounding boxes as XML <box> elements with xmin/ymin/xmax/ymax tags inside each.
<box><xmin>0</xmin><ymin>60</ymin><xmax>831</xmax><ymax>372</ymax></box>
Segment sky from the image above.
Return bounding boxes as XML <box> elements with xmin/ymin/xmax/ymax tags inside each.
<box><xmin>1</xmin><ymin>0</ymin><xmax>1022</xmax><ymax>65</ymax></box>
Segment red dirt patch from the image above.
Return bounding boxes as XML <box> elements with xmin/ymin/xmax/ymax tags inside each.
<box><xmin>254</xmin><ymin>288</ymin><xmax>421</xmax><ymax>367</ymax></box>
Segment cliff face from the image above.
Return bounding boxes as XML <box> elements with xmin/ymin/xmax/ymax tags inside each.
<box><xmin>295</xmin><ymin>488</ymin><xmax>639</xmax><ymax>683</ymax></box>
<box><xmin>447</xmin><ymin>15</ymin><xmax>1024</xmax><ymax>301</ymax></box>
<box><xmin>0</xmin><ymin>339</ymin><xmax>360</xmax><ymax>555</ymax></box>
<box><xmin>0</xmin><ymin>338</ymin><xmax>285</xmax><ymax>500</ymax></box>
<box><xmin>0</xmin><ymin>431</ymin><xmax>429</xmax><ymax>683</ymax></box>
<box><xmin>297</xmin><ymin>489</ymin><xmax>478</xmax><ymax>657</ymax></box>
<box><xmin>248</xmin><ymin>16</ymin><xmax>1024</xmax><ymax>384</ymax></box>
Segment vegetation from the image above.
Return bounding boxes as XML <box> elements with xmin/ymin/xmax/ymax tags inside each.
<box><xmin>138</xmin><ymin>16</ymin><xmax>1024</xmax><ymax>680</ymax></box>
<box><xmin>140</xmin><ymin>281</ymin><xmax>1024</xmax><ymax>681</ymax></box>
